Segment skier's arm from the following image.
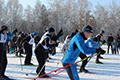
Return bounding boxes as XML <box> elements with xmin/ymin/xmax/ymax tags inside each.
<box><xmin>20</xmin><ymin>36</ymin><xmax>31</xmax><ymax>44</ymax></box>
<box><xmin>44</xmin><ymin>37</ymin><xmax>58</xmax><ymax>47</ymax></box>
<box><xmin>7</xmin><ymin>29</ymin><xmax>18</xmax><ymax>38</ymax></box>
<box><xmin>74</xmin><ymin>36</ymin><xmax>96</xmax><ymax>55</ymax></box>
<box><xmin>7</xmin><ymin>33</ymin><xmax>15</xmax><ymax>38</ymax></box>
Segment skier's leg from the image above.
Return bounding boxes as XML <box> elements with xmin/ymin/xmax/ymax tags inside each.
<box><xmin>63</xmin><ymin>63</ymin><xmax>79</xmax><ymax>80</ymax></box>
<box><xmin>79</xmin><ymin>52</ymin><xmax>88</xmax><ymax>73</ymax></box>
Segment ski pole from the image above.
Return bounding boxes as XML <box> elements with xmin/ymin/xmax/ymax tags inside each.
<box><xmin>46</xmin><ymin>69</ymin><xmax>65</xmax><ymax>80</ymax></box>
<box><xmin>14</xmin><ymin>47</ymin><xmax>23</xmax><ymax>54</ymax></box>
<box><xmin>32</xmin><ymin>53</ymin><xmax>99</xmax><ymax>80</ymax></box>
<box><xmin>32</xmin><ymin>61</ymin><xmax>80</xmax><ymax>80</ymax></box>
<box><xmin>26</xmin><ymin>57</ymin><xmax>49</xmax><ymax>76</ymax></box>
<box><xmin>32</xmin><ymin>55</ymin><xmax>91</xmax><ymax>80</ymax></box>
<box><xmin>26</xmin><ymin>68</ymin><xmax>36</xmax><ymax>76</ymax></box>
<box><xmin>46</xmin><ymin>53</ymin><xmax>100</xmax><ymax>80</ymax></box>
<box><xmin>37</xmin><ymin>57</ymin><xmax>49</xmax><ymax>76</ymax></box>
<box><xmin>19</xmin><ymin>55</ymin><xmax>23</xmax><ymax>70</ymax></box>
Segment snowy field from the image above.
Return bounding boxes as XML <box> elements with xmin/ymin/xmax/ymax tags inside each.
<box><xmin>5</xmin><ymin>44</ymin><xmax>120</xmax><ymax>80</ymax></box>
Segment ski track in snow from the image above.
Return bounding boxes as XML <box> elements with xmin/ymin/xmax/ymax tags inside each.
<box><xmin>5</xmin><ymin>44</ymin><xmax>120</xmax><ymax>80</ymax></box>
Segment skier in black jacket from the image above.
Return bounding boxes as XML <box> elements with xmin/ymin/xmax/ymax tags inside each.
<box><xmin>20</xmin><ymin>32</ymin><xmax>37</xmax><ymax>65</ymax></box>
<box><xmin>34</xmin><ymin>27</ymin><xmax>59</xmax><ymax>78</ymax></box>
<box><xmin>107</xmin><ymin>33</ymin><xmax>114</xmax><ymax>54</ymax></box>
<box><xmin>15</xmin><ymin>32</ymin><xmax>26</xmax><ymax>57</ymax></box>
<box><xmin>95</xmin><ymin>30</ymin><xmax>106</xmax><ymax>64</ymax></box>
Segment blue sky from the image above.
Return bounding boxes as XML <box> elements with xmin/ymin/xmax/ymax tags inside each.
<box><xmin>6</xmin><ymin>0</ymin><xmax>120</xmax><ymax>9</ymax></box>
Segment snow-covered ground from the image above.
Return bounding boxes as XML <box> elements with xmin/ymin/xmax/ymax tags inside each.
<box><xmin>5</xmin><ymin>44</ymin><xmax>120</xmax><ymax>80</ymax></box>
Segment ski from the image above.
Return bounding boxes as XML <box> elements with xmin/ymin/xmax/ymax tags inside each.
<box><xmin>8</xmin><ymin>56</ymin><xmax>25</xmax><ymax>58</ymax></box>
<box><xmin>88</xmin><ymin>71</ymin><xmax>98</xmax><ymax>74</ymax></box>
<box><xmin>0</xmin><ymin>77</ymin><xmax>16</xmax><ymax>80</ymax></box>
<box><xmin>89</xmin><ymin>63</ymin><xmax>120</xmax><ymax>65</ymax></box>
<box><xmin>17</xmin><ymin>64</ymin><xmax>38</xmax><ymax>66</ymax></box>
<box><xmin>78</xmin><ymin>71</ymin><xmax>98</xmax><ymax>74</ymax></box>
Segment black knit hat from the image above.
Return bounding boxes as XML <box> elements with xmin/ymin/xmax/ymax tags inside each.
<box><xmin>48</xmin><ymin>27</ymin><xmax>55</xmax><ymax>32</ymax></box>
<box><xmin>1</xmin><ymin>25</ymin><xmax>8</xmax><ymax>31</ymax></box>
<box><xmin>82</xmin><ymin>25</ymin><xmax>93</xmax><ymax>33</ymax></box>
<box><xmin>100</xmin><ymin>30</ymin><xmax>105</xmax><ymax>33</ymax></box>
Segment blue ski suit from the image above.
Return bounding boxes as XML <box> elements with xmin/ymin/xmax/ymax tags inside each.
<box><xmin>85</xmin><ymin>37</ymin><xmax>102</xmax><ymax>49</ymax></box>
<box><xmin>62</xmin><ymin>33</ymin><xmax>97</xmax><ymax>80</ymax></box>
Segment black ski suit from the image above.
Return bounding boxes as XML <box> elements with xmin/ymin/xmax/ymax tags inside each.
<box><xmin>20</xmin><ymin>34</ymin><xmax>34</xmax><ymax>65</ymax></box>
<box><xmin>95</xmin><ymin>33</ymin><xmax>104</xmax><ymax>62</ymax></box>
<box><xmin>34</xmin><ymin>32</ymin><xmax>58</xmax><ymax>75</ymax></box>
<box><xmin>16</xmin><ymin>33</ymin><xmax>26</xmax><ymax>56</ymax></box>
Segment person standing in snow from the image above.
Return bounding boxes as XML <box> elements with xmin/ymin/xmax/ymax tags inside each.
<box><xmin>112</xmin><ymin>39</ymin><xmax>118</xmax><ymax>54</ymax></box>
<box><xmin>107</xmin><ymin>33</ymin><xmax>114</xmax><ymax>54</ymax></box>
<box><xmin>0</xmin><ymin>25</ymin><xmax>17</xmax><ymax>80</ymax></box>
<box><xmin>34</xmin><ymin>27</ymin><xmax>59</xmax><ymax>78</ymax></box>
<box><xmin>116</xmin><ymin>34</ymin><xmax>120</xmax><ymax>54</ymax></box>
<box><xmin>62</xmin><ymin>25</ymin><xmax>104</xmax><ymax>80</ymax></box>
<box><xmin>20</xmin><ymin>32</ymin><xmax>37</xmax><ymax>65</ymax></box>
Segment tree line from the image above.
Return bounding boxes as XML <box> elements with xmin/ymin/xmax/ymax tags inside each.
<box><xmin>0</xmin><ymin>0</ymin><xmax>120</xmax><ymax>40</ymax></box>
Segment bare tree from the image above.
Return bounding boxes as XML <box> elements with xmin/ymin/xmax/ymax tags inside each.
<box><xmin>6</xmin><ymin>0</ymin><xmax>23</xmax><ymax>31</ymax></box>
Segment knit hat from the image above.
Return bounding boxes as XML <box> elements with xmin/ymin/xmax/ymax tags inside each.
<box><xmin>82</xmin><ymin>25</ymin><xmax>93</xmax><ymax>33</ymax></box>
<box><xmin>32</xmin><ymin>32</ymin><xmax>37</xmax><ymax>36</ymax></box>
<box><xmin>48</xmin><ymin>27</ymin><xmax>55</xmax><ymax>32</ymax></box>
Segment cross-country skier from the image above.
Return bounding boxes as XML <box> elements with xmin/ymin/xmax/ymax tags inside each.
<box><xmin>0</xmin><ymin>25</ymin><xmax>17</xmax><ymax>80</ymax></box>
<box><xmin>95</xmin><ymin>30</ymin><xmax>106</xmax><ymax>64</ymax></box>
<box><xmin>79</xmin><ymin>36</ymin><xmax>106</xmax><ymax>73</ymax></box>
<box><xmin>20</xmin><ymin>32</ymin><xmax>37</xmax><ymax>65</ymax></box>
<box><xmin>34</xmin><ymin>27</ymin><xmax>59</xmax><ymax>78</ymax></box>
<box><xmin>15</xmin><ymin>31</ymin><xmax>27</xmax><ymax>57</ymax></box>
<box><xmin>34</xmin><ymin>33</ymin><xmax>40</xmax><ymax>47</ymax></box>
<box><xmin>62</xmin><ymin>25</ymin><xmax>104</xmax><ymax>80</ymax></box>
<box><xmin>61</xmin><ymin>29</ymin><xmax>78</xmax><ymax>53</ymax></box>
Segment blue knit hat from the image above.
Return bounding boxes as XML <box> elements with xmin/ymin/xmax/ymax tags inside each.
<box><xmin>32</xmin><ymin>32</ymin><xmax>37</xmax><ymax>36</ymax></box>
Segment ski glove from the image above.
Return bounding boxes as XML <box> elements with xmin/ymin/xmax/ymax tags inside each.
<box><xmin>100</xmin><ymin>50</ymin><xmax>106</xmax><ymax>55</ymax></box>
<box><xmin>96</xmin><ymin>48</ymin><xmax>101</xmax><ymax>53</ymax></box>
<box><xmin>54</xmin><ymin>42</ymin><xmax>59</xmax><ymax>47</ymax></box>
<box><xmin>57</xmin><ymin>28</ymin><xmax>63</xmax><ymax>37</ymax></box>
<box><xmin>12</xmin><ymin>28</ymin><xmax>18</xmax><ymax>33</ymax></box>
<box><xmin>102</xmin><ymin>40</ymin><xmax>106</xmax><ymax>45</ymax></box>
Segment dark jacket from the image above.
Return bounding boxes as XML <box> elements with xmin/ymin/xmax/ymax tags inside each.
<box><xmin>107</xmin><ymin>36</ymin><xmax>114</xmax><ymax>45</ymax></box>
<box><xmin>34</xmin><ymin>35</ymin><xmax>40</xmax><ymax>44</ymax></box>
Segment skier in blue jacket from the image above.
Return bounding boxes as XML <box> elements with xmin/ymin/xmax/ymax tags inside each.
<box><xmin>85</xmin><ymin>37</ymin><xmax>102</xmax><ymax>48</ymax></box>
<box><xmin>62</xmin><ymin>25</ymin><xmax>103</xmax><ymax>80</ymax></box>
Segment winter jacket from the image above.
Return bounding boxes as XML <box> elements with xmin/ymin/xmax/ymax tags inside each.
<box><xmin>34</xmin><ymin>35</ymin><xmax>40</xmax><ymax>44</ymax></box>
<box><xmin>0</xmin><ymin>33</ymin><xmax>15</xmax><ymax>50</ymax></box>
<box><xmin>85</xmin><ymin>37</ymin><xmax>102</xmax><ymax>48</ymax></box>
<box><xmin>61</xmin><ymin>35</ymin><xmax>71</xmax><ymax>53</ymax></box>
<box><xmin>116</xmin><ymin>36</ymin><xmax>120</xmax><ymax>46</ymax></box>
<box><xmin>21</xmin><ymin>34</ymin><xmax>34</xmax><ymax>45</ymax></box>
<box><xmin>107</xmin><ymin>36</ymin><xmax>114</xmax><ymax>45</ymax></box>
<box><xmin>112</xmin><ymin>42</ymin><xmax>118</xmax><ymax>49</ymax></box>
<box><xmin>38</xmin><ymin>32</ymin><xmax>57</xmax><ymax>50</ymax></box>
<box><xmin>62</xmin><ymin>32</ymin><xmax>96</xmax><ymax>64</ymax></box>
